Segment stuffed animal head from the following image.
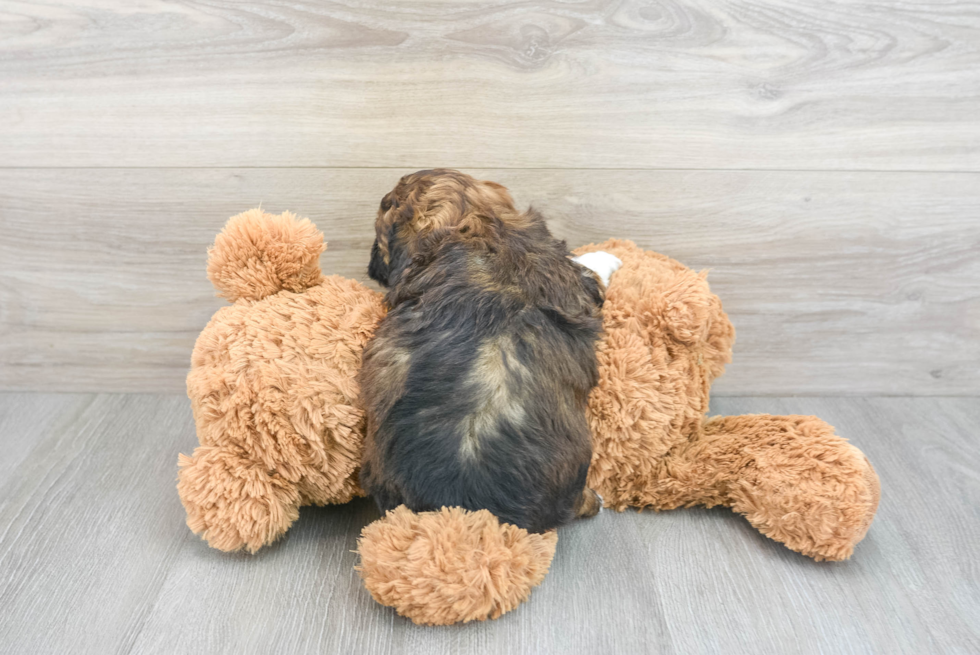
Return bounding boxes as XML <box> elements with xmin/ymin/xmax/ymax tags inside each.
<box><xmin>179</xmin><ymin>209</ymin><xmax>385</xmax><ymax>553</ymax></box>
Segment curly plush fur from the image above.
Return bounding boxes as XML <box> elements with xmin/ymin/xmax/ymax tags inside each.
<box><xmin>357</xmin><ymin>506</ymin><xmax>558</xmax><ymax>625</ymax></box>
<box><xmin>178</xmin><ymin>198</ymin><xmax>879</xmax><ymax>624</ymax></box>
<box><xmin>576</xmin><ymin>240</ymin><xmax>879</xmax><ymax>561</ymax></box>
<box><xmin>179</xmin><ymin>210</ymin><xmax>384</xmax><ymax>553</ymax></box>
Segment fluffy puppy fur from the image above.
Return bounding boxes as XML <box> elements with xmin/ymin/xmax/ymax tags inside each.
<box><xmin>359</xmin><ymin>169</ymin><xmax>604</xmax><ymax>533</ymax></box>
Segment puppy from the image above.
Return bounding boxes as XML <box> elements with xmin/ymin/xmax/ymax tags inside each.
<box><xmin>358</xmin><ymin>169</ymin><xmax>615</xmax><ymax>533</ymax></box>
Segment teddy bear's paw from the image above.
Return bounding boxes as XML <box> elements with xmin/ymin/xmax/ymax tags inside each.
<box><xmin>707</xmin><ymin>415</ymin><xmax>881</xmax><ymax>562</ymax></box>
<box><xmin>177</xmin><ymin>446</ymin><xmax>301</xmax><ymax>553</ymax></box>
<box><xmin>207</xmin><ymin>208</ymin><xmax>326</xmax><ymax>302</ymax></box>
<box><xmin>356</xmin><ymin>506</ymin><xmax>557</xmax><ymax>625</ymax></box>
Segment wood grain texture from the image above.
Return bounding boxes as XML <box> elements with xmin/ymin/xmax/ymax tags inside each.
<box><xmin>0</xmin><ymin>394</ymin><xmax>194</xmax><ymax>654</ymax></box>
<box><xmin>1</xmin><ymin>0</ymin><xmax>978</xmax><ymax>170</ymax></box>
<box><xmin>0</xmin><ymin>393</ymin><xmax>977</xmax><ymax>654</ymax></box>
<box><xmin>1</xmin><ymin>167</ymin><xmax>977</xmax><ymax>395</ymax></box>
<box><xmin>0</xmin><ymin>392</ymin><xmax>94</xmax><ymax>484</ymax></box>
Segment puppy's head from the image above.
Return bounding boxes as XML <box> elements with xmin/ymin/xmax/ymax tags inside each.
<box><xmin>368</xmin><ymin>169</ymin><xmax>517</xmax><ymax>287</ymax></box>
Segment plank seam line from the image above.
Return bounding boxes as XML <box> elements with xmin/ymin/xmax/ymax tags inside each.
<box><xmin>1</xmin><ymin>167</ymin><xmax>979</xmax><ymax>174</ymax></box>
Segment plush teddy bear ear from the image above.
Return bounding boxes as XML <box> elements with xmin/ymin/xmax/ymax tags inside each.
<box><xmin>356</xmin><ymin>506</ymin><xmax>558</xmax><ymax>625</ymax></box>
<box><xmin>207</xmin><ymin>208</ymin><xmax>325</xmax><ymax>302</ymax></box>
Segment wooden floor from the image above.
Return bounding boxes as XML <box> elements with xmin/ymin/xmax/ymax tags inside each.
<box><xmin>0</xmin><ymin>393</ymin><xmax>977</xmax><ymax>654</ymax></box>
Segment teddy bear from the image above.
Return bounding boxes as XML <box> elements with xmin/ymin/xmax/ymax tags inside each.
<box><xmin>177</xmin><ymin>208</ymin><xmax>880</xmax><ymax>625</ymax></box>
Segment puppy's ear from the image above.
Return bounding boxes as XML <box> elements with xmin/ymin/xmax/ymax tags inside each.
<box><xmin>368</xmin><ymin>239</ymin><xmax>389</xmax><ymax>286</ymax></box>
<box><xmin>370</xmin><ymin>223</ymin><xmax>413</xmax><ymax>289</ymax></box>
<box><xmin>573</xmin><ymin>262</ymin><xmax>605</xmax><ymax>310</ymax></box>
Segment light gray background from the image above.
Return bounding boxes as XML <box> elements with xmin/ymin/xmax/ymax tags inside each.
<box><xmin>1</xmin><ymin>1</ymin><xmax>978</xmax><ymax>653</ymax></box>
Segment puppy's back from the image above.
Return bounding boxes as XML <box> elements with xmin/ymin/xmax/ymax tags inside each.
<box><xmin>360</xmin><ymin>216</ymin><xmax>602</xmax><ymax>533</ymax></box>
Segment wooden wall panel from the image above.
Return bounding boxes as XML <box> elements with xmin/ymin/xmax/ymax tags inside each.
<box><xmin>0</xmin><ymin>1</ymin><xmax>978</xmax><ymax>170</ymax></box>
<box><xmin>1</xmin><ymin>168</ymin><xmax>976</xmax><ymax>394</ymax></box>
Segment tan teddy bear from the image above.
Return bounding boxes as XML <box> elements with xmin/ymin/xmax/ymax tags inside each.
<box><xmin>177</xmin><ymin>207</ymin><xmax>879</xmax><ymax>625</ymax></box>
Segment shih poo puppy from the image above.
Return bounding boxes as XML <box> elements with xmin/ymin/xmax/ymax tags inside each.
<box><xmin>359</xmin><ymin>169</ymin><xmax>621</xmax><ymax>533</ymax></box>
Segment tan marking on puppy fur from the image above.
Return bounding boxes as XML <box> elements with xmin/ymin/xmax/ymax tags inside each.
<box><xmin>460</xmin><ymin>336</ymin><xmax>528</xmax><ymax>461</ymax></box>
<box><xmin>574</xmin><ymin>488</ymin><xmax>602</xmax><ymax>519</ymax></box>
<box><xmin>362</xmin><ymin>344</ymin><xmax>411</xmax><ymax>418</ymax></box>
<box><xmin>358</xmin><ymin>341</ymin><xmax>413</xmax><ymax>485</ymax></box>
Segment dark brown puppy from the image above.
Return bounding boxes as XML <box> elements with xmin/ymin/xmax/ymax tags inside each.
<box><xmin>359</xmin><ymin>169</ymin><xmax>603</xmax><ymax>533</ymax></box>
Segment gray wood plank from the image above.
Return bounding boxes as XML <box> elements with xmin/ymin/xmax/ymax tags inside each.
<box><xmin>1</xmin><ymin>168</ymin><xmax>977</xmax><ymax>395</ymax></box>
<box><xmin>702</xmin><ymin>397</ymin><xmax>980</xmax><ymax>654</ymax></box>
<box><xmin>0</xmin><ymin>394</ymin><xmax>977</xmax><ymax>654</ymax></box>
<box><xmin>1</xmin><ymin>1</ymin><xmax>978</xmax><ymax>170</ymax></box>
<box><xmin>0</xmin><ymin>392</ymin><xmax>94</xmax><ymax>484</ymax></box>
<box><xmin>0</xmin><ymin>394</ymin><xmax>196</xmax><ymax>655</ymax></box>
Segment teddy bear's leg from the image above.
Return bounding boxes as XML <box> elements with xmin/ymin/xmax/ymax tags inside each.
<box><xmin>357</xmin><ymin>506</ymin><xmax>558</xmax><ymax>625</ymax></box>
<box><xmin>656</xmin><ymin>415</ymin><xmax>880</xmax><ymax>561</ymax></box>
<box><xmin>177</xmin><ymin>445</ymin><xmax>302</xmax><ymax>553</ymax></box>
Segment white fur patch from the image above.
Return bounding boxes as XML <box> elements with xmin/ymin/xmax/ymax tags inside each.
<box><xmin>572</xmin><ymin>251</ymin><xmax>623</xmax><ymax>287</ymax></box>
